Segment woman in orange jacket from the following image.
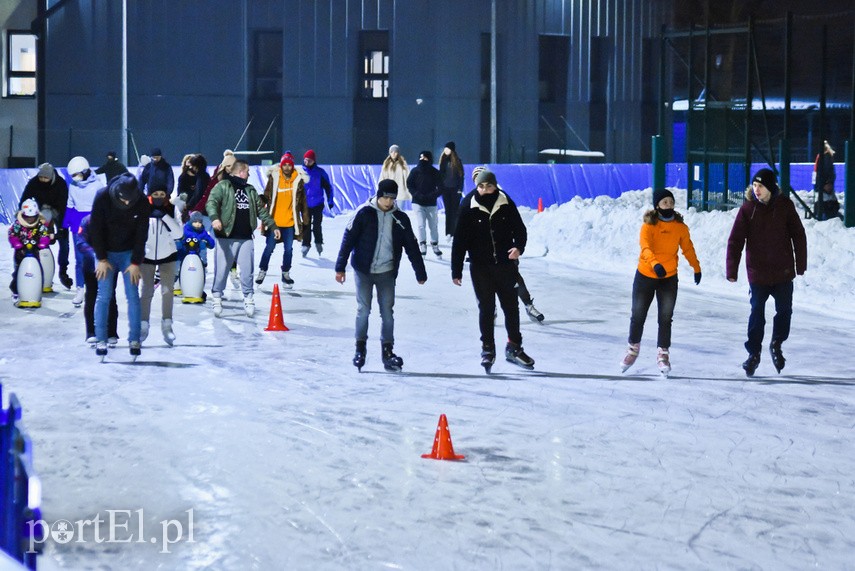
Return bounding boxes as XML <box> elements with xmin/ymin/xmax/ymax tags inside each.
<box><xmin>621</xmin><ymin>189</ymin><xmax>701</xmax><ymax>376</ymax></box>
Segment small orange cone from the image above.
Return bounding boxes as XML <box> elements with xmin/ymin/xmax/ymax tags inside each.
<box><xmin>537</xmin><ymin>197</ymin><xmax>544</xmax><ymax>213</ymax></box>
<box><xmin>264</xmin><ymin>284</ymin><xmax>290</xmax><ymax>331</ymax></box>
<box><xmin>421</xmin><ymin>414</ymin><xmax>465</xmax><ymax>461</ymax></box>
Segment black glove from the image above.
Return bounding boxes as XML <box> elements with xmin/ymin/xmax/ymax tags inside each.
<box><xmin>653</xmin><ymin>264</ymin><xmax>666</xmax><ymax>278</ymax></box>
<box><xmin>694</xmin><ymin>272</ymin><xmax>702</xmax><ymax>285</ymax></box>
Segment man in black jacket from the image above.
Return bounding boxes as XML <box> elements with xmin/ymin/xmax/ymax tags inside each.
<box><xmin>89</xmin><ymin>173</ymin><xmax>151</xmax><ymax>358</ymax></box>
<box><xmin>406</xmin><ymin>151</ymin><xmax>443</xmax><ymax>257</ymax></box>
<box><xmin>95</xmin><ymin>150</ymin><xmax>129</xmax><ymax>183</ymax></box>
<box><xmin>19</xmin><ymin>163</ymin><xmax>72</xmax><ymax>288</ymax></box>
<box><xmin>335</xmin><ymin>179</ymin><xmax>427</xmax><ymax>371</ymax></box>
<box><xmin>452</xmin><ymin>169</ymin><xmax>535</xmax><ymax>371</ymax></box>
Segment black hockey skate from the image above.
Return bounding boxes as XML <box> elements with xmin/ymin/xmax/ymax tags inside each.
<box><xmin>481</xmin><ymin>343</ymin><xmax>496</xmax><ymax>374</ymax></box>
<box><xmin>382</xmin><ymin>343</ymin><xmax>403</xmax><ymax>372</ymax></box>
<box><xmin>769</xmin><ymin>341</ymin><xmax>785</xmax><ymax>373</ymax></box>
<box><xmin>742</xmin><ymin>353</ymin><xmax>761</xmax><ymax>377</ymax></box>
<box><xmin>505</xmin><ymin>342</ymin><xmax>535</xmax><ymax>370</ymax></box>
<box><xmin>95</xmin><ymin>341</ymin><xmax>108</xmax><ymax>362</ymax></box>
<box><xmin>353</xmin><ymin>341</ymin><xmax>366</xmax><ymax>372</ymax></box>
<box><xmin>129</xmin><ymin>341</ymin><xmax>141</xmax><ymax>361</ymax></box>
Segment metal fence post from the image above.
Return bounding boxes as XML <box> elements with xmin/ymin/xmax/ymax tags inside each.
<box><xmin>845</xmin><ymin>140</ymin><xmax>854</xmax><ymax>228</ymax></box>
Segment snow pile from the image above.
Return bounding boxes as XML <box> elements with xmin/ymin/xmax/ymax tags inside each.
<box><xmin>525</xmin><ymin>188</ymin><xmax>855</xmax><ymax>318</ymax></box>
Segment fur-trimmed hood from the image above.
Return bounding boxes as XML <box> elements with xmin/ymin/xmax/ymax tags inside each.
<box><xmin>743</xmin><ymin>185</ymin><xmax>780</xmax><ymax>203</ymax></box>
<box><xmin>643</xmin><ymin>209</ymin><xmax>684</xmax><ymax>225</ymax></box>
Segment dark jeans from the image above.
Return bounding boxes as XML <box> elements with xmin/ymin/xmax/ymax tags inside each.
<box><xmin>302</xmin><ymin>204</ymin><xmax>325</xmax><ymax>247</ymax></box>
<box><xmin>259</xmin><ymin>226</ymin><xmax>295</xmax><ymax>272</ymax></box>
<box><xmin>441</xmin><ymin>187</ymin><xmax>461</xmax><ymax>235</ymax></box>
<box><xmin>353</xmin><ymin>269</ymin><xmax>396</xmax><ymax>344</ymax></box>
<box><xmin>470</xmin><ymin>263</ymin><xmax>521</xmax><ymax>346</ymax></box>
<box><xmin>628</xmin><ymin>271</ymin><xmax>678</xmax><ymax>348</ymax></box>
<box><xmin>745</xmin><ymin>280</ymin><xmax>793</xmax><ymax>355</ymax></box>
<box><xmin>84</xmin><ymin>270</ymin><xmax>118</xmax><ymax>339</ymax></box>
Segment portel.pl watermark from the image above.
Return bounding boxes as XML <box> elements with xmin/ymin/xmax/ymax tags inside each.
<box><xmin>26</xmin><ymin>509</ymin><xmax>195</xmax><ymax>554</ymax></box>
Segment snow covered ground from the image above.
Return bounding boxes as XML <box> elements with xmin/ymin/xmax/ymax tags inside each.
<box><xmin>2</xmin><ymin>188</ymin><xmax>855</xmax><ymax>570</ymax></box>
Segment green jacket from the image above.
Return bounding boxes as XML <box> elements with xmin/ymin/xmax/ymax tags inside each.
<box><xmin>205</xmin><ymin>178</ymin><xmax>277</xmax><ymax>238</ymax></box>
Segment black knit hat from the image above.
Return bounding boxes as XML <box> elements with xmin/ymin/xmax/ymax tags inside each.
<box><xmin>377</xmin><ymin>179</ymin><xmax>398</xmax><ymax>198</ymax></box>
<box><xmin>444</xmin><ymin>141</ymin><xmax>456</xmax><ymax>152</ymax></box>
<box><xmin>752</xmin><ymin>168</ymin><xmax>779</xmax><ymax>192</ymax></box>
<box><xmin>420</xmin><ymin>150</ymin><xmax>433</xmax><ymax>163</ymax></box>
<box><xmin>652</xmin><ymin>188</ymin><xmax>675</xmax><ymax>207</ymax></box>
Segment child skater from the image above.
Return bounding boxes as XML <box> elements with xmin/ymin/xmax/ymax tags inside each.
<box><xmin>139</xmin><ymin>183</ymin><xmax>183</xmax><ymax>345</ymax></box>
<box><xmin>179</xmin><ymin>211</ymin><xmax>216</xmax><ymax>300</ymax></box>
<box><xmin>621</xmin><ymin>189</ymin><xmax>701</xmax><ymax>376</ymax></box>
<box><xmin>8</xmin><ymin>199</ymin><xmax>51</xmax><ymax>305</ymax></box>
<box><xmin>76</xmin><ymin>215</ymin><xmax>120</xmax><ymax>345</ymax></box>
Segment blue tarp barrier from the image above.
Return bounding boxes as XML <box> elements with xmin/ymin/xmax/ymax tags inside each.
<box><xmin>0</xmin><ymin>163</ymin><xmax>843</xmax><ymax>225</ymax></box>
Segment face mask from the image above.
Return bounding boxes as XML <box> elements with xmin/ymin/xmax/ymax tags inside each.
<box><xmin>657</xmin><ymin>208</ymin><xmax>675</xmax><ymax>218</ymax></box>
<box><xmin>151</xmin><ymin>197</ymin><xmax>166</xmax><ymax>207</ymax></box>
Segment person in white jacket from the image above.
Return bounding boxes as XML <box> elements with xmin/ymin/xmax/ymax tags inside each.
<box><xmin>65</xmin><ymin>156</ymin><xmax>108</xmax><ymax>305</ymax></box>
<box><xmin>380</xmin><ymin>145</ymin><xmax>411</xmax><ymax>203</ymax></box>
<box><xmin>138</xmin><ymin>182</ymin><xmax>184</xmax><ymax>345</ymax></box>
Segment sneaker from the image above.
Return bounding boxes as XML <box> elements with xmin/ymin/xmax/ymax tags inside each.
<box><xmin>419</xmin><ymin>242</ymin><xmax>427</xmax><ymax>256</ymax></box>
<box><xmin>72</xmin><ymin>286</ymin><xmax>85</xmax><ymax>306</ymax></box>
<box><xmin>505</xmin><ymin>342</ymin><xmax>535</xmax><ymax>369</ymax></box>
<box><xmin>281</xmin><ymin>271</ymin><xmax>294</xmax><ymax>288</ymax></box>
<box><xmin>621</xmin><ymin>342</ymin><xmax>640</xmax><ymax>373</ymax></box>
<box><xmin>108</xmin><ymin>336</ymin><xmax>119</xmax><ymax>348</ymax></box>
<box><xmin>769</xmin><ymin>341</ymin><xmax>785</xmax><ymax>373</ymax></box>
<box><xmin>162</xmin><ymin>318</ymin><xmax>175</xmax><ymax>346</ymax></box>
<box><xmin>129</xmin><ymin>341</ymin><xmax>141</xmax><ymax>357</ymax></box>
<box><xmin>316</xmin><ymin>243</ymin><xmax>323</xmax><ymax>255</ymax></box>
<box><xmin>255</xmin><ymin>269</ymin><xmax>267</xmax><ymax>284</ymax></box>
<box><xmin>229</xmin><ymin>267</ymin><xmax>240</xmax><ymax>289</ymax></box>
<box><xmin>431</xmin><ymin>242</ymin><xmax>442</xmax><ymax>257</ymax></box>
<box><xmin>140</xmin><ymin>321</ymin><xmax>150</xmax><ymax>342</ymax></box>
<box><xmin>59</xmin><ymin>270</ymin><xmax>73</xmax><ymax>290</ymax></box>
<box><xmin>742</xmin><ymin>353</ymin><xmax>761</xmax><ymax>377</ymax></box>
<box><xmin>212</xmin><ymin>295</ymin><xmax>223</xmax><ymax>317</ymax></box>
<box><xmin>301</xmin><ymin>245</ymin><xmax>310</xmax><ymax>258</ymax></box>
<box><xmin>525</xmin><ymin>303</ymin><xmax>545</xmax><ymax>322</ymax></box>
<box><xmin>244</xmin><ymin>293</ymin><xmax>255</xmax><ymax>317</ymax></box>
<box><xmin>656</xmin><ymin>347</ymin><xmax>671</xmax><ymax>376</ymax></box>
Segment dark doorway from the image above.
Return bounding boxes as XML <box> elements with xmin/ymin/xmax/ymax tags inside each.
<box><xmin>537</xmin><ymin>35</ymin><xmax>570</xmax><ymax>161</ymax></box>
<box><xmin>353</xmin><ymin>31</ymin><xmax>389</xmax><ymax>164</ymax></box>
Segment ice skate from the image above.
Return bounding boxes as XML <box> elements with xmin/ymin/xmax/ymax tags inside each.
<box><xmin>162</xmin><ymin>319</ymin><xmax>175</xmax><ymax>346</ymax></box>
<box><xmin>301</xmin><ymin>245</ymin><xmax>310</xmax><ymax>258</ymax></box>
<box><xmin>85</xmin><ymin>336</ymin><xmax>97</xmax><ymax>346</ymax></box>
<box><xmin>129</xmin><ymin>340</ymin><xmax>141</xmax><ymax>361</ymax></box>
<box><xmin>229</xmin><ymin>267</ymin><xmax>240</xmax><ymax>289</ymax></box>
<box><xmin>621</xmin><ymin>342</ymin><xmax>640</xmax><ymax>373</ymax></box>
<box><xmin>431</xmin><ymin>242</ymin><xmax>442</xmax><ymax>257</ymax></box>
<box><xmin>255</xmin><ymin>269</ymin><xmax>266</xmax><ymax>284</ymax></box>
<box><xmin>316</xmin><ymin>243</ymin><xmax>323</xmax><ymax>255</ymax></box>
<box><xmin>419</xmin><ymin>241</ymin><xmax>427</xmax><ymax>256</ymax></box>
<box><xmin>72</xmin><ymin>286</ymin><xmax>85</xmax><ymax>307</ymax></box>
<box><xmin>244</xmin><ymin>293</ymin><xmax>255</xmax><ymax>317</ymax></box>
<box><xmin>525</xmin><ymin>302</ymin><xmax>545</xmax><ymax>323</ymax></box>
<box><xmin>140</xmin><ymin>320</ymin><xmax>150</xmax><ymax>342</ymax></box>
<box><xmin>769</xmin><ymin>340</ymin><xmax>785</xmax><ymax>373</ymax></box>
<box><xmin>353</xmin><ymin>340</ymin><xmax>367</xmax><ymax>371</ymax></box>
<box><xmin>96</xmin><ymin>341</ymin><xmax>108</xmax><ymax>362</ymax></box>
<box><xmin>212</xmin><ymin>295</ymin><xmax>223</xmax><ymax>318</ymax></box>
<box><xmin>382</xmin><ymin>343</ymin><xmax>403</xmax><ymax>372</ymax></box>
<box><xmin>281</xmin><ymin>271</ymin><xmax>294</xmax><ymax>289</ymax></box>
<box><xmin>656</xmin><ymin>347</ymin><xmax>671</xmax><ymax>377</ymax></box>
<box><xmin>58</xmin><ymin>268</ymin><xmax>73</xmax><ymax>290</ymax></box>
<box><xmin>107</xmin><ymin>336</ymin><xmax>119</xmax><ymax>348</ymax></box>
<box><xmin>742</xmin><ymin>353</ymin><xmax>761</xmax><ymax>377</ymax></box>
<box><xmin>481</xmin><ymin>342</ymin><xmax>496</xmax><ymax>374</ymax></box>
<box><xmin>505</xmin><ymin>342</ymin><xmax>535</xmax><ymax>370</ymax></box>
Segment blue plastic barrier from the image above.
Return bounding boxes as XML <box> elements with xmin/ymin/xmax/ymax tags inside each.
<box><xmin>0</xmin><ymin>163</ymin><xmax>842</xmax><ymax>225</ymax></box>
<box><xmin>0</xmin><ymin>384</ymin><xmax>41</xmax><ymax>570</ymax></box>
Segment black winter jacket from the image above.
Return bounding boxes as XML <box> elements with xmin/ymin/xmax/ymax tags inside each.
<box><xmin>20</xmin><ymin>175</ymin><xmax>69</xmax><ymax>227</ymax></box>
<box><xmin>335</xmin><ymin>199</ymin><xmax>427</xmax><ymax>282</ymax></box>
<box><xmin>88</xmin><ymin>187</ymin><xmax>152</xmax><ymax>265</ymax></box>
<box><xmin>406</xmin><ymin>161</ymin><xmax>442</xmax><ymax>206</ymax></box>
<box><xmin>451</xmin><ymin>190</ymin><xmax>527</xmax><ymax>280</ymax></box>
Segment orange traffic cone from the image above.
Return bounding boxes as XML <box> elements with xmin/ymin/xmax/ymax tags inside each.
<box><xmin>264</xmin><ymin>284</ymin><xmax>290</xmax><ymax>331</ymax></box>
<box><xmin>421</xmin><ymin>414</ymin><xmax>465</xmax><ymax>461</ymax></box>
<box><xmin>537</xmin><ymin>197</ymin><xmax>544</xmax><ymax>213</ymax></box>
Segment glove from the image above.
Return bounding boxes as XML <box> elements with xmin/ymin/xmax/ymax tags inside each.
<box><xmin>328</xmin><ymin>202</ymin><xmax>334</xmax><ymax>210</ymax></box>
<box><xmin>694</xmin><ymin>272</ymin><xmax>702</xmax><ymax>285</ymax></box>
<box><xmin>173</xmin><ymin>193</ymin><xmax>187</xmax><ymax>213</ymax></box>
<box><xmin>653</xmin><ymin>264</ymin><xmax>666</xmax><ymax>278</ymax></box>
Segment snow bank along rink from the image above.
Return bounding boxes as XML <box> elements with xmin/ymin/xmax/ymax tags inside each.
<box><xmin>1</xmin><ymin>188</ymin><xmax>854</xmax><ymax>569</ymax></box>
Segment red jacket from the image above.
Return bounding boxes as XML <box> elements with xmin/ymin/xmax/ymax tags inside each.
<box><xmin>726</xmin><ymin>188</ymin><xmax>807</xmax><ymax>285</ymax></box>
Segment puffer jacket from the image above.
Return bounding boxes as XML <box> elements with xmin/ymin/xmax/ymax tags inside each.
<box><xmin>143</xmin><ymin>205</ymin><xmax>183</xmax><ymax>263</ymax></box>
<box><xmin>636</xmin><ymin>210</ymin><xmax>701</xmax><ymax>279</ymax></box>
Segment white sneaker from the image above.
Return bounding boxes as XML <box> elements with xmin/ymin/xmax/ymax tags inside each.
<box><xmin>140</xmin><ymin>320</ymin><xmax>150</xmax><ymax>342</ymax></box>
<box><xmin>301</xmin><ymin>245</ymin><xmax>310</xmax><ymax>258</ymax></box>
<box><xmin>229</xmin><ymin>267</ymin><xmax>240</xmax><ymax>289</ymax></box>
<box><xmin>72</xmin><ymin>286</ymin><xmax>85</xmax><ymax>306</ymax></box>
<box><xmin>162</xmin><ymin>319</ymin><xmax>175</xmax><ymax>346</ymax></box>
<box><xmin>212</xmin><ymin>296</ymin><xmax>223</xmax><ymax>317</ymax></box>
<box><xmin>255</xmin><ymin>269</ymin><xmax>266</xmax><ymax>284</ymax></box>
<box><xmin>621</xmin><ymin>343</ymin><xmax>640</xmax><ymax>373</ymax></box>
<box><xmin>244</xmin><ymin>294</ymin><xmax>255</xmax><ymax>317</ymax></box>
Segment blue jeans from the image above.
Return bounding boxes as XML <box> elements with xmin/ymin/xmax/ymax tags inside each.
<box><xmin>95</xmin><ymin>250</ymin><xmax>141</xmax><ymax>343</ymax></box>
<box><xmin>259</xmin><ymin>226</ymin><xmax>295</xmax><ymax>272</ymax></box>
<box><xmin>628</xmin><ymin>271</ymin><xmax>678</xmax><ymax>348</ymax></box>
<box><xmin>354</xmin><ymin>270</ymin><xmax>396</xmax><ymax>344</ymax></box>
<box><xmin>745</xmin><ymin>280</ymin><xmax>793</xmax><ymax>355</ymax></box>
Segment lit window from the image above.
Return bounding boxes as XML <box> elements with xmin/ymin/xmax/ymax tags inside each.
<box><xmin>361</xmin><ymin>50</ymin><xmax>389</xmax><ymax>99</ymax></box>
<box><xmin>5</xmin><ymin>31</ymin><xmax>36</xmax><ymax>98</ymax></box>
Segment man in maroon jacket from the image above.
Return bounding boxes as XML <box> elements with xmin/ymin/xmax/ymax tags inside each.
<box><xmin>726</xmin><ymin>168</ymin><xmax>807</xmax><ymax>377</ymax></box>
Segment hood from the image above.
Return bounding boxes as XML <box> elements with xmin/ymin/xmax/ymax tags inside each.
<box><xmin>369</xmin><ymin>197</ymin><xmax>398</xmax><ymax>213</ymax></box>
<box><xmin>16</xmin><ymin>211</ymin><xmax>41</xmax><ymax>228</ymax></box>
<box><xmin>744</xmin><ymin>185</ymin><xmax>780</xmax><ymax>203</ymax></box>
<box><xmin>71</xmin><ymin>172</ymin><xmax>102</xmax><ymax>189</ymax></box>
